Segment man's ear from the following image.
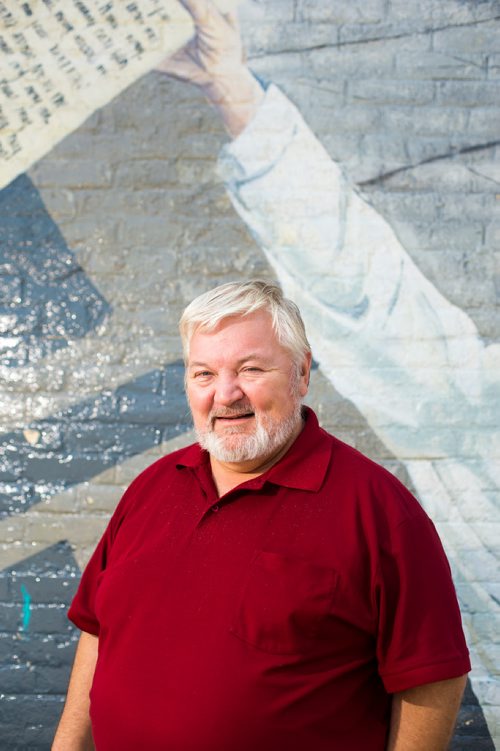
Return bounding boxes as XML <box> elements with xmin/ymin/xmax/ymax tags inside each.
<box><xmin>300</xmin><ymin>351</ymin><xmax>313</xmax><ymax>394</ymax></box>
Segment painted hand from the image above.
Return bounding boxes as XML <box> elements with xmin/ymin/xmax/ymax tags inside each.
<box><xmin>156</xmin><ymin>0</ymin><xmax>244</xmax><ymax>93</ymax></box>
<box><xmin>156</xmin><ymin>0</ymin><xmax>264</xmax><ymax>137</ymax></box>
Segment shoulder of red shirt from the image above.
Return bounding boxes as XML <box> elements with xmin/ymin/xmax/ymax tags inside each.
<box><xmin>127</xmin><ymin>407</ymin><xmax>422</xmax><ymax>511</ymax></box>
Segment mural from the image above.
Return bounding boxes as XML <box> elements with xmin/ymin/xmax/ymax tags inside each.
<box><xmin>0</xmin><ymin>0</ymin><xmax>237</xmax><ymax>188</ymax></box>
<box><xmin>0</xmin><ymin>0</ymin><xmax>498</xmax><ymax>747</ymax></box>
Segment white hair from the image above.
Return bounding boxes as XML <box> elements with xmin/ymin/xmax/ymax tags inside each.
<box><xmin>179</xmin><ymin>280</ymin><xmax>311</xmax><ymax>364</ymax></box>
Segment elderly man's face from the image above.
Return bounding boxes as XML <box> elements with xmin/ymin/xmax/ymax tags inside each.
<box><xmin>186</xmin><ymin>310</ymin><xmax>310</xmax><ymax>466</ymax></box>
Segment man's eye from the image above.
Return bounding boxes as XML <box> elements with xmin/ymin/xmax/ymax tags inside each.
<box><xmin>194</xmin><ymin>371</ymin><xmax>212</xmax><ymax>378</ymax></box>
<box><xmin>243</xmin><ymin>367</ymin><xmax>262</xmax><ymax>373</ymax></box>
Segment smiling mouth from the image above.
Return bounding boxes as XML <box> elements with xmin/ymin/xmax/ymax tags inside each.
<box><xmin>213</xmin><ymin>412</ymin><xmax>255</xmax><ymax>423</ymax></box>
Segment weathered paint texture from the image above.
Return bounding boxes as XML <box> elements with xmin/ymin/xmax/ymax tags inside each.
<box><xmin>0</xmin><ymin>175</ymin><xmax>110</xmax><ymax>367</ymax></box>
<box><xmin>0</xmin><ymin>1</ymin><xmax>499</xmax><ymax>748</ymax></box>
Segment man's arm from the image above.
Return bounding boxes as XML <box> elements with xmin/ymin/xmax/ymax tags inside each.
<box><xmin>387</xmin><ymin>675</ymin><xmax>467</xmax><ymax>751</ymax></box>
<box><xmin>52</xmin><ymin>631</ymin><xmax>98</xmax><ymax>751</ymax></box>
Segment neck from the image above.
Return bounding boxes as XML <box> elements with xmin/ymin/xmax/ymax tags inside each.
<box><xmin>209</xmin><ymin>417</ymin><xmax>304</xmax><ymax>498</ymax></box>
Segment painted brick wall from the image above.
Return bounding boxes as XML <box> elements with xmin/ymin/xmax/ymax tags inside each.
<box><xmin>0</xmin><ymin>1</ymin><xmax>498</xmax><ymax>748</ymax></box>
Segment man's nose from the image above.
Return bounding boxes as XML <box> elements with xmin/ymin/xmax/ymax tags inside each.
<box><xmin>214</xmin><ymin>374</ymin><xmax>245</xmax><ymax>405</ymax></box>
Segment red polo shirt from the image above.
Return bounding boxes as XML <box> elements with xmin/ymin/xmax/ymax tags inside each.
<box><xmin>68</xmin><ymin>408</ymin><xmax>470</xmax><ymax>750</ymax></box>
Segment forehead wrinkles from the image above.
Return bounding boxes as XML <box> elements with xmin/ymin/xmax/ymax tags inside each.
<box><xmin>189</xmin><ymin>313</ymin><xmax>283</xmax><ymax>356</ymax></box>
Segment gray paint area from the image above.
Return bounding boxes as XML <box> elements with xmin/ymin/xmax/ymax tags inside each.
<box><xmin>0</xmin><ymin>0</ymin><xmax>499</xmax><ymax>746</ymax></box>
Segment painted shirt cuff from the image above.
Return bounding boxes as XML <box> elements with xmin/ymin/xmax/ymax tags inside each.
<box><xmin>217</xmin><ymin>84</ymin><xmax>304</xmax><ymax>186</ymax></box>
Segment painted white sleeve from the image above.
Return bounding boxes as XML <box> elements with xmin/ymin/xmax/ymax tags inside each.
<box><xmin>217</xmin><ymin>85</ymin><xmax>493</xmax><ymax>459</ymax></box>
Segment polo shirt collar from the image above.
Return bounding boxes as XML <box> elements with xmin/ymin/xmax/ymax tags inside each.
<box><xmin>176</xmin><ymin>407</ymin><xmax>332</xmax><ymax>493</ymax></box>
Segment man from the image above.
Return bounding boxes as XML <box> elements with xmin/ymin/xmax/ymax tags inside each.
<box><xmin>157</xmin><ymin>0</ymin><xmax>500</xmax><ymax>724</ymax></box>
<box><xmin>54</xmin><ymin>281</ymin><xmax>469</xmax><ymax>750</ymax></box>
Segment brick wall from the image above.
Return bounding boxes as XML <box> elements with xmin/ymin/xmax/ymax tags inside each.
<box><xmin>0</xmin><ymin>1</ymin><xmax>498</xmax><ymax>747</ymax></box>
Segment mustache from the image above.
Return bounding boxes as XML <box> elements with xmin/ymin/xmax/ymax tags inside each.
<box><xmin>209</xmin><ymin>405</ymin><xmax>255</xmax><ymax>420</ymax></box>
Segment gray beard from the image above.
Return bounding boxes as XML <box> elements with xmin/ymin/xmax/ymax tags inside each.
<box><xmin>196</xmin><ymin>402</ymin><xmax>303</xmax><ymax>464</ymax></box>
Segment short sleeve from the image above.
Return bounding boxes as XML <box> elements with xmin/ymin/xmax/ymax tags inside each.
<box><xmin>376</xmin><ymin>512</ymin><xmax>471</xmax><ymax>693</ymax></box>
<box><xmin>67</xmin><ymin>471</ymin><xmax>146</xmax><ymax>635</ymax></box>
<box><xmin>67</xmin><ymin>532</ymin><xmax>108</xmax><ymax>634</ymax></box>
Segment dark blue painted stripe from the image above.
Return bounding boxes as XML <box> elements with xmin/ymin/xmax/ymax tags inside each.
<box><xmin>0</xmin><ymin>175</ymin><xmax>110</xmax><ymax>367</ymax></box>
<box><xmin>0</xmin><ymin>361</ymin><xmax>191</xmax><ymax>518</ymax></box>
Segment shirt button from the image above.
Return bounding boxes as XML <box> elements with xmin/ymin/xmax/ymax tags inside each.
<box><xmin>212</xmin><ymin>504</ymin><xmax>220</xmax><ymax>513</ymax></box>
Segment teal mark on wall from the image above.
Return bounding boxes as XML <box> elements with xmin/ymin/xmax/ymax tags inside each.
<box><xmin>20</xmin><ymin>583</ymin><xmax>31</xmax><ymax>632</ymax></box>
